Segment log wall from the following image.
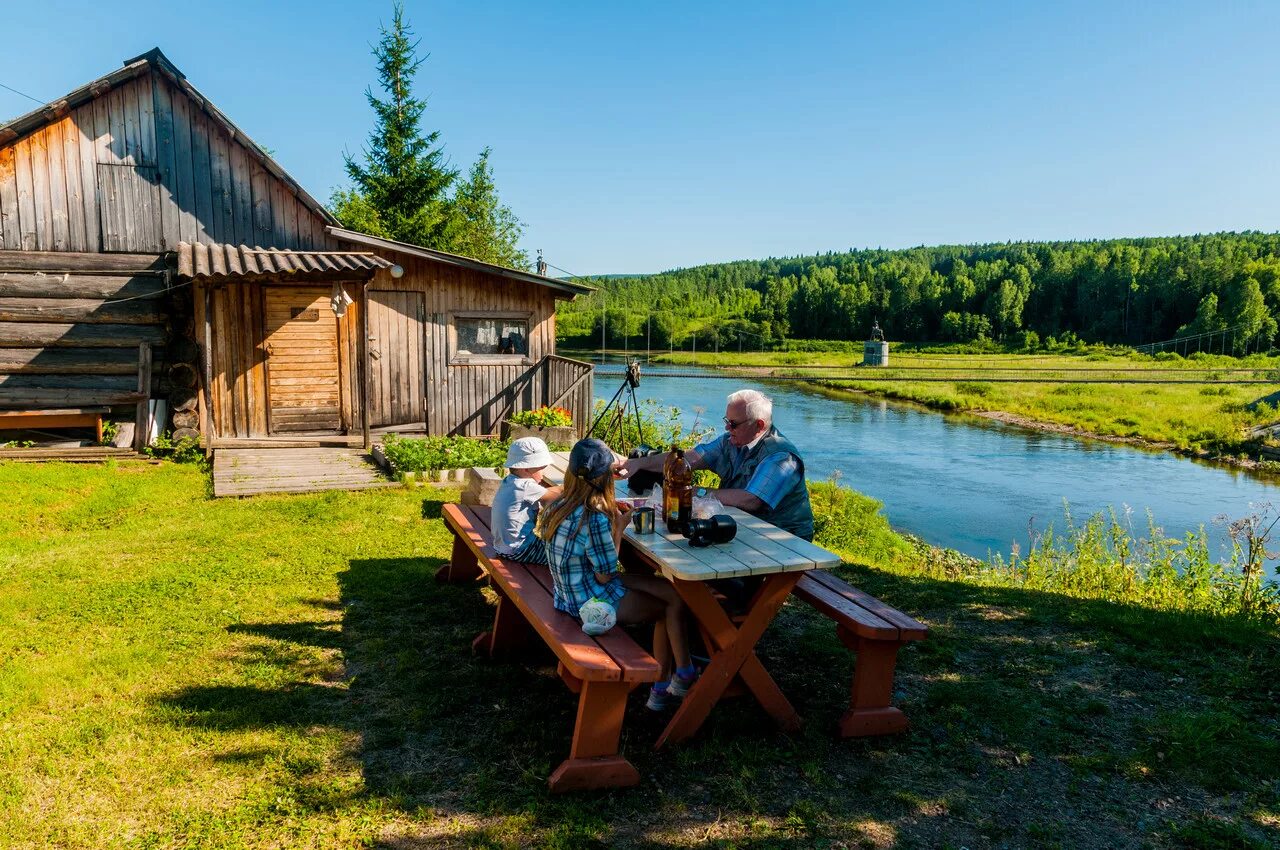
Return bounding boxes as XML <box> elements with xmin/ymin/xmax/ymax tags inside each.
<box><xmin>0</xmin><ymin>250</ymin><xmax>174</xmax><ymax>412</ymax></box>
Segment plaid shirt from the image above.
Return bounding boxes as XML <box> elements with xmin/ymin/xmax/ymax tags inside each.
<box><xmin>694</xmin><ymin>433</ymin><xmax>802</xmax><ymax>510</ymax></box>
<box><xmin>545</xmin><ymin>507</ymin><xmax>627</xmax><ymax>617</ymax></box>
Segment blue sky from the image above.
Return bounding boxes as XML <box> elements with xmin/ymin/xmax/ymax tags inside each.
<box><xmin>2</xmin><ymin>1</ymin><xmax>1278</xmax><ymax>275</ymax></box>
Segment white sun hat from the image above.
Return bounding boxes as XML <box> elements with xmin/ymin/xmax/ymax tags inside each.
<box><xmin>506</xmin><ymin>436</ymin><xmax>554</xmax><ymax>469</ymax></box>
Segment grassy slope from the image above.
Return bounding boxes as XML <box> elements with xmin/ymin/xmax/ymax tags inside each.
<box><xmin>1</xmin><ymin>462</ymin><xmax>1277</xmax><ymax>849</ymax></box>
<box><xmin>654</xmin><ymin>350</ymin><xmax>1280</xmax><ymax>457</ymax></box>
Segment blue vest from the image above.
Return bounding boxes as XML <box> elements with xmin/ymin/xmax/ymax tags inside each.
<box><xmin>709</xmin><ymin>427</ymin><xmax>814</xmax><ymax>540</ymax></box>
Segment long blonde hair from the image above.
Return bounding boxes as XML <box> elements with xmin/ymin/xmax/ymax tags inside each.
<box><xmin>536</xmin><ymin>467</ymin><xmax>616</xmax><ymax>543</ymax></box>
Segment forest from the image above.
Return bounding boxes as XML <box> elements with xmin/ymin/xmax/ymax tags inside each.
<box><xmin>556</xmin><ymin>232</ymin><xmax>1280</xmax><ymax>351</ymax></box>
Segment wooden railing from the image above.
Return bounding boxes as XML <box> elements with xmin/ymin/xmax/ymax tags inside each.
<box><xmin>538</xmin><ymin>354</ymin><xmax>595</xmax><ymax>438</ymax></box>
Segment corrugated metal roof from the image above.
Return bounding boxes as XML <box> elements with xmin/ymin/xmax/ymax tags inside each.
<box><xmin>176</xmin><ymin>242</ymin><xmax>392</xmax><ymax>279</ymax></box>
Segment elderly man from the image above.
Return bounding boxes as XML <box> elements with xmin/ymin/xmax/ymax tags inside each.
<box><xmin>621</xmin><ymin>388</ymin><xmax>814</xmax><ymax>540</ymax></box>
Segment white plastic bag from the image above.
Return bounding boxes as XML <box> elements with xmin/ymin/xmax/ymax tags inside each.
<box><xmin>648</xmin><ymin>484</ymin><xmax>664</xmax><ymax>511</ymax></box>
<box><xmin>579</xmin><ymin>597</ymin><xmax>617</xmax><ymax>636</ymax></box>
<box><xmin>692</xmin><ymin>494</ymin><xmax>725</xmax><ymax>520</ymax></box>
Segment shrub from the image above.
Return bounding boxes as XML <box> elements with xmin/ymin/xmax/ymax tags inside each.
<box><xmin>508</xmin><ymin>406</ymin><xmax>573</xmax><ymax>428</ymax></box>
<box><xmin>144</xmin><ymin>432</ymin><xmax>205</xmax><ymax>466</ymax></box>
<box><xmin>381</xmin><ymin>434</ymin><xmax>509</xmax><ymax>473</ymax></box>
<box><xmin>809</xmin><ymin>479</ymin><xmax>914</xmax><ymax>568</ymax></box>
<box><xmin>588</xmin><ymin>398</ymin><xmax>714</xmax><ymax>454</ymax></box>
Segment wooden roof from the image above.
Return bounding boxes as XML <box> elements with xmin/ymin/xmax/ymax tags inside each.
<box><xmin>327</xmin><ymin>227</ymin><xmax>596</xmax><ymax>298</ymax></box>
<box><xmin>176</xmin><ymin>242</ymin><xmax>391</xmax><ymax>279</ymax></box>
<box><xmin>0</xmin><ymin>48</ymin><xmax>339</xmax><ymax>229</ymax></box>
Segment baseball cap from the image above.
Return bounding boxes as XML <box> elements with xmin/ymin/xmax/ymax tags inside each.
<box><xmin>568</xmin><ymin>438</ymin><xmax>614</xmax><ymax>481</ymax></box>
<box><xmin>506</xmin><ymin>437</ymin><xmax>554</xmax><ymax>469</ymax></box>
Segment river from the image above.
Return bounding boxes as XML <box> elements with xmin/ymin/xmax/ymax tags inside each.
<box><xmin>593</xmin><ymin>362</ymin><xmax>1280</xmax><ymax>572</ymax></box>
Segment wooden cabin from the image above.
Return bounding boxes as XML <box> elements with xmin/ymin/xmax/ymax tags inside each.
<box><xmin>0</xmin><ymin>48</ymin><xmax>593</xmax><ymax>450</ymax></box>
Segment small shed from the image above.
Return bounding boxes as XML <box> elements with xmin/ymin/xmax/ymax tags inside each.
<box><xmin>0</xmin><ymin>48</ymin><xmax>594</xmax><ymax>450</ymax></box>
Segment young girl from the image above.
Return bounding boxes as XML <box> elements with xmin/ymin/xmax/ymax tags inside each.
<box><xmin>536</xmin><ymin>438</ymin><xmax>697</xmax><ymax>710</ymax></box>
<box><xmin>492</xmin><ymin>437</ymin><xmax>562</xmax><ymax>565</ymax></box>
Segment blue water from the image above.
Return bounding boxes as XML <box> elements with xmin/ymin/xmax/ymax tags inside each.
<box><xmin>594</xmin><ymin>362</ymin><xmax>1280</xmax><ymax>572</ymax></box>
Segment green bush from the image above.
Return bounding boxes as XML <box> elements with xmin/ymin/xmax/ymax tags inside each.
<box><xmin>587</xmin><ymin>398</ymin><xmax>714</xmax><ymax>454</ymax></box>
<box><xmin>144</xmin><ymin>432</ymin><xmax>205</xmax><ymax>466</ymax></box>
<box><xmin>381</xmin><ymin>434</ymin><xmax>509</xmax><ymax>473</ymax></box>
<box><xmin>507</xmin><ymin>406</ymin><xmax>574</xmax><ymax>428</ymax></box>
<box><xmin>809</xmin><ymin>479</ymin><xmax>914</xmax><ymax>568</ymax></box>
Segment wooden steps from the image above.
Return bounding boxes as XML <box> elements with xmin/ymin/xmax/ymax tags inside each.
<box><xmin>213</xmin><ymin>447</ymin><xmax>396</xmax><ymax>497</ymax></box>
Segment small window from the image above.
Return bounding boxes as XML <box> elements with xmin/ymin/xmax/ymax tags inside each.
<box><xmin>453</xmin><ymin>315</ymin><xmax>530</xmax><ymax>363</ymax></box>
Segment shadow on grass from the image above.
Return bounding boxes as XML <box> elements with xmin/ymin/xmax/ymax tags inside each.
<box><xmin>156</xmin><ymin>552</ymin><xmax>1280</xmax><ymax>848</ymax></box>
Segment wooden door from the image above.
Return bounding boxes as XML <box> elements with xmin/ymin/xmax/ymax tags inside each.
<box><xmin>367</xmin><ymin>290</ymin><xmax>427</xmax><ymax>428</ymax></box>
<box><xmin>263</xmin><ymin>286</ymin><xmax>341</xmax><ymax>433</ymax></box>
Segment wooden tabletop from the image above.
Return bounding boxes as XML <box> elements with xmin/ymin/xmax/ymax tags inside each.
<box><xmin>624</xmin><ymin>506</ymin><xmax>841</xmax><ymax>582</ymax></box>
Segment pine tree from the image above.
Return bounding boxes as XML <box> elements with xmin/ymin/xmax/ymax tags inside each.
<box><xmin>448</xmin><ymin>148</ymin><xmax>529</xmax><ymax>270</ymax></box>
<box><xmin>332</xmin><ymin>3</ymin><xmax>457</xmax><ymax>247</ymax></box>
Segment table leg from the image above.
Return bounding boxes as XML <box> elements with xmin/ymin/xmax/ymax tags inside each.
<box><xmin>656</xmin><ymin>572</ymin><xmax>802</xmax><ymax>748</ymax></box>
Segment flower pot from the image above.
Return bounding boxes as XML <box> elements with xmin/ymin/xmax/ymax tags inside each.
<box><xmin>503</xmin><ymin>423</ymin><xmax>576</xmax><ymax>447</ymax></box>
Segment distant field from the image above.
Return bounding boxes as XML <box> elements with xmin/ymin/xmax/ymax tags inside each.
<box><xmin>654</xmin><ymin>349</ymin><xmax>1280</xmax><ymax>458</ymax></box>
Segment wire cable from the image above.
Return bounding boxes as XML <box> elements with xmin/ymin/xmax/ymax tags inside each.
<box><xmin>0</xmin><ymin>81</ymin><xmax>43</xmax><ymax>104</ymax></box>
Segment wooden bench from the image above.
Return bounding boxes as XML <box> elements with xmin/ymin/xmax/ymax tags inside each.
<box><xmin>0</xmin><ymin>407</ymin><xmax>110</xmax><ymax>443</ymax></box>
<box><xmin>440</xmin><ymin>503</ymin><xmax>662</xmax><ymax>793</ymax></box>
<box><xmin>792</xmin><ymin>570</ymin><xmax>927</xmax><ymax>737</ymax></box>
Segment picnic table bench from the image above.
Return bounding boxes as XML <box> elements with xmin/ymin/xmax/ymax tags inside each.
<box><xmin>440</xmin><ymin>502</ymin><xmax>662</xmax><ymax>793</ymax></box>
<box><xmin>792</xmin><ymin>570</ymin><xmax>928</xmax><ymax>736</ymax></box>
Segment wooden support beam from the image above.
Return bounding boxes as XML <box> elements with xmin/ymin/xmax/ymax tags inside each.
<box><xmin>134</xmin><ymin>342</ymin><xmax>152</xmax><ymax>451</ymax></box>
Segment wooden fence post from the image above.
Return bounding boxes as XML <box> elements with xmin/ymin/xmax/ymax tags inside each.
<box><xmin>134</xmin><ymin>342</ymin><xmax>152</xmax><ymax>451</ymax></box>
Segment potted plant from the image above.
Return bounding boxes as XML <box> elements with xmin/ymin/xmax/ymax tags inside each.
<box><xmin>504</xmin><ymin>405</ymin><xmax>576</xmax><ymax>445</ymax></box>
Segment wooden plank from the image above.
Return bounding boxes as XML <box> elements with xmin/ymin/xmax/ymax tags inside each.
<box><xmin>29</xmin><ymin>129</ymin><xmax>52</xmax><ymax>251</ymax></box>
<box><xmin>60</xmin><ymin>116</ymin><xmax>87</xmax><ymax>251</ymax></box>
<box><xmin>0</xmin><ymin>273</ymin><xmax>164</xmax><ymax>299</ymax></box>
<box><xmin>0</xmin><ymin>374</ymin><xmax>143</xmax><ymax>391</ymax></box>
<box><xmin>151</xmin><ymin>72</ymin><xmax>180</xmax><ymax>249</ymax></box>
<box><xmin>120</xmin><ymin>79</ymin><xmax>142</xmax><ymax>165</ymax></box>
<box><xmin>134</xmin><ymin>342</ymin><xmax>151</xmax><ymax>450</ymax></box>
<box><xmin>247</xmin><ymin>160</ymin><xmax>271</xmax><ymax>247</ymax></box>
<box><xmin>806</xmin><ymin>570</ymin><xmax>928</xmax><ymax>640</ymax></box>
<box><xmin>106</xmin><ymin>85</ymin><xmax>128</xmax><ymax>165</ymax></box>
<box><xmin>0</xmin><ymin>348</ymin><xmax>147</xmax><ymax>375</ymax></box>
<box><xmin>792</xmin><ymin>574</ymin><xmax>901</xmax><ymax>640</ymax></box>
<box><xmin>45</xmin><ymin>120</ymin><xmax>70</xmax><ymax>251</ymax></box>
<box><xmin>188</xmin><ymin>107</ymin><xmax>214</xmax><ymax>244</ymax></box>
<box><xmin>0</xmin><ymin>251</ymin><xmax>162</xmax><ymax>273</ymax></box>
<box><xmin>71</xmin><ymin>105</ymin><xmax>100</xmax><ymax>253</ymax></box>
<box><xmin>0</xmin><ymin>322</ymin><xmax>166</xmax><ymax>348</ymax></box>
<box><xmin>0</xmin><ymin>297</ymin><xmax>164</xmax><ymax>324</ymax></box>
<box><xmin>168</xmin><ymin>80</ymin><xmax>198</xmax><ymax>245</ymax></box>
<box><xmin>136</xmin><ymin>73</ymin><xmax>157</xmax><ymax>167</ymax></box>
<box><xmin>0</xmin><ymin>389</ymin><xmax>146</xmax><ymax>408</ymax></box>
<box><xmin>728</xmin><ymin>509</ymin><xmax>843</xmax><ymax>568</ymax></box>
<box><xmin>96</xmin><ymin>164</ymin><xmax>161</xmax><ymax>252</ymax></box>
<box><xmin>0</xmin><ymin>145</ymin><xmax>19</xmax><ymax>250</ymax></box>
<box><xmin>208</xmin><ymin>125</ymin><xmax>233</xmax><ymax>243</ymax></box>
<box><xmin>229</xmin><ymin>141</ymin><xmax>252</xmax><ymax>247</ymax></box>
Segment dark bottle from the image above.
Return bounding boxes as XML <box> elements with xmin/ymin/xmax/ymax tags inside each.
<box><xmin>663</xmin><ymin>446</ymin><xmax>692</xmax><ymax>534</ymax></box>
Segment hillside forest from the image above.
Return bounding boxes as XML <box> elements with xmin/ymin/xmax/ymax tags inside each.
<box><xmin>556</xmin><ymin>233</ymin><xmax>1280</xmax><ymax>352</ymax></box>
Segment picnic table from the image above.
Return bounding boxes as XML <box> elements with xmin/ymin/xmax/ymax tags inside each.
<box><xmin>619</xmin><ymin>506</ymin><xmax>841</xmax><ymax>747</ymax></box>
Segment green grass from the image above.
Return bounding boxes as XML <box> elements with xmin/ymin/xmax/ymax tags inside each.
<box><xmin>2</xmin><ymin>462</ymin><xmax>1278</xmax><ymax>848</ymax></box>
<box><xmin>655</xmin><ymin>349</ymin><xmax>1280</xmax><ymax>459</ymax></box>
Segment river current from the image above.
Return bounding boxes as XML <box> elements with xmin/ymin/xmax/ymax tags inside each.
<box><xmin>593</xmin><ymin>362</ymin><xmax>1280</xmax><ymax>573</ymax></box>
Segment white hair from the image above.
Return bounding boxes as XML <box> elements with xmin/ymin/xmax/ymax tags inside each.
<box><xmin>727</xmin><ymin>389</ymin><xmax>772</xmax><ymax>427</ymax></box>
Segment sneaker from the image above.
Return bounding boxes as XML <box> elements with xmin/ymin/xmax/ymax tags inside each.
<box><xmin>667</xmin><ymin>670</ymin><xmax>698</xmax><ymax>698</ymax></box>
<box><xmin>645</xmin><ymin>686</ymin><xmax>676</xmax><ymax>712</ymax></box>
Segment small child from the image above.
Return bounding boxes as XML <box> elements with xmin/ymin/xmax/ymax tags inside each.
<box><xmin>536</xmin><ymin>438</ymin><xmax>697</xmax><ymax>710</ymax></box>
<box><xmin>492</xmin><ymin>437</ymin><xmax>562</xmax><ymax>565</ymax></box>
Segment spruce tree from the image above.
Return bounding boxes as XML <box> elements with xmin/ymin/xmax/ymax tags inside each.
<box><xmin>449</xmin><ymin>148</ymin><xmax>529</xmax><ymax>270</ymax></box>
<box><xmin>333</xmin><ymin>3</ymin><xmax>457</xmax><ymax>247</ymax></box>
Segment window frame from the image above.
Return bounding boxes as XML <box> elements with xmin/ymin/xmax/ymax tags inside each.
<box><xmin>448</xmin><ymin>310</ymin><xmax>535</xmax><ymax>366</ymax></box>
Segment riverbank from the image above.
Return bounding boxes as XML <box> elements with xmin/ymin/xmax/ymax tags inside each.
<box><xmin>651</xmin><ymin>349</ymin><xmax>1280</xmax><ymax>472</ymax></box>
<box><xmin>2</xmin><ymin>461</ymin><xmax>1276</xmax><ymax>848</ymax></box>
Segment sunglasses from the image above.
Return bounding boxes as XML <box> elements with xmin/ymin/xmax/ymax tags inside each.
<box><xmin>723</xmin><ymin>417</ymin><xmax>749</xmax><ymax>430</ymax></box>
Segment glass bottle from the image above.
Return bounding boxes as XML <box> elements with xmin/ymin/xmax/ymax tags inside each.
<box><xmin>663</xmin><ymin>446</ymin><xmax>692</xmax><ymax>534</ymax></box>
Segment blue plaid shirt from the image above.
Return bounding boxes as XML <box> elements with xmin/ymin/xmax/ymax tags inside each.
<box><xmin>545</xmin><ymin>507</ymin><xmax>627</xmax><ymax>617</ymax></box>
<box><xmin>693</xmin><ymin>433</ymin><xmax>802</xmax><ymax>510</ymax></box>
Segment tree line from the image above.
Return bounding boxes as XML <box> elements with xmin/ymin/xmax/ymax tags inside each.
<box><xmin>558</xmin><ymin>233</ymin><xmax>1280</xmax><ymax>351</ymax></box>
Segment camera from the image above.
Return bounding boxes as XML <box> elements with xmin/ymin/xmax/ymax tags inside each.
<box><xmin>683</xmin><ymin>514</ymin><xmax>737</xmax><ymax>547</ymax></box>
<box><xmin>626</xmin><ymin>444</ymin><xmax>664</xmax><ymax>494</ymax></box>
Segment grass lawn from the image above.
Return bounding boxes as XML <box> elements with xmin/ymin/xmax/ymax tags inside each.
<box><xmin>653</xmin><ymin>350</ymin><xmax>1280</xmax><ymax>460</ymax></box>
<box><xmin>2</xmin><ymin>461</ymin><xmax>1278</xmax><ymax>848</ymax></box>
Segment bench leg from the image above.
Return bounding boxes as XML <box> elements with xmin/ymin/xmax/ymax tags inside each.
<box><xmin>436</xmin><ymin>532</ymin><xmax>484</xmax><ymax>583</ymax></box>
<box><xmin>548</xmin><ymin>680</ymin><xmax>640</xmax><ymax>793</ymax></box>
<box><xmin>837</xmin><ymin>626</ymin><xmax>909</xmax><ymax>737</ymax></box>
<box><xmin>473</xmin><ymin>589</ymin><xmax>532</xmax><ymax>658</ymax></box>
